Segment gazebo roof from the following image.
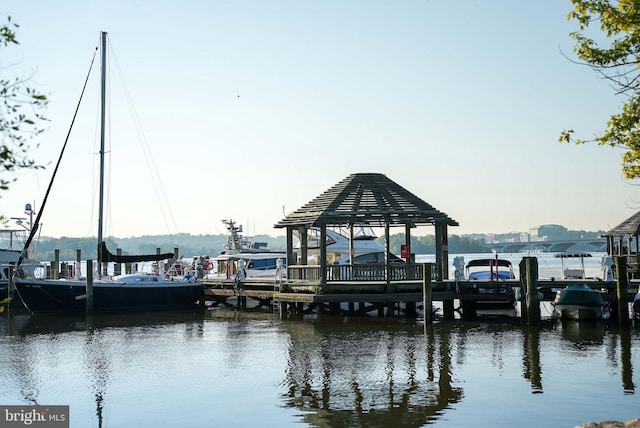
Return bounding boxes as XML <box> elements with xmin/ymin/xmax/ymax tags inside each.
<box><xmin>274</xmin><ymin>173</ymin><xmax>459</xmax><ymax>229</ymax></box>
<box><xmin>603</xmin><ymin>210</ymin><xmax>640</xmax><ymax>237</ymax></box>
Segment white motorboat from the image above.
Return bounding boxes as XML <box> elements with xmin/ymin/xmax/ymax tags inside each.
<box><xmin>203</xmin><ymin>219</ymin><xmax>286</xmax><ymax>283</ymax></box>
<box><xmin>553</xmin><ymin>252</ymin><xmax>592</xmax><ymax>280</ymax></box>
<box><xmin>300</xmin><ymin>226</ymin><xmax>400</xmax><ymax>265</ymax></box>
<box><xmin>464</xmin><ymin>257</ymin><xmax>516</xmax><ymax>281</ymax></box>
<box><xmin>204</xmin><ymin>222</ymin><xmax>398</xmax><ymax>284</ymax></box>
<box><xmin>457</xmin><ymin>255</ymin><xmax>518</xmax><ymax>311</ymax></box>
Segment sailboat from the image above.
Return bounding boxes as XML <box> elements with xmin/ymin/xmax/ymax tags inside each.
<box><xmin>13</xmin><ymin>31</ymin><xmax>204</xmax><ymax>313</ymax></box>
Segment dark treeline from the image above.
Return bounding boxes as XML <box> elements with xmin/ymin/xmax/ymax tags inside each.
<box><xmin>30</xmin><ymin>234</ymin><xmax>242</xmax><ymax>262</ymax></box>
<box><xmin>31</xmin><ymin>233</ymin><xmax>487</xmax><ymax>261</ymax></box>
<box><xmin>383</xmin><ymin>234</ymin><xmax>487</xmax><ymax>255</ymax></box>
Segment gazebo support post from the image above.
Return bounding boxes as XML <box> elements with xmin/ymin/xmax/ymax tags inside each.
<box><xmin>385</xmin><ymin>223</ymin><xmax>391</xmax><ymax>290</ymax></box>
<box><xmin>286</xmin><ymin>227</ymin><xmax>294</xmax><ymax>267</ymax></box>
<box><xmin>349</xmin><ymin>223</ymin><xmax>355</xmax><ymax>265</ymax></box>
<box><xmin>299</xmin><ymin>226</ymin><xmax>308</xmax><ymax>267</ymax></box>
<box><xmin>320</xmin><ymin>225</ymin><xmax>327</xmax><ymax>288</ymax></box>
<box><xmin>436</xmin><ymin>221</ymin><xmax>454</xmax><ymax>319</ymax></box>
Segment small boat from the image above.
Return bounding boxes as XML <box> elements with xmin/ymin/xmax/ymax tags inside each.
<box><xmin>462</xmin><ymin>256</ymin><xmax>517</xmax><ymax>311</ymax></box>
<box><xmin>0</xmin><ymin>213</ymin><xmax>44</xmax><ymax>307</ymax></box>
<box><xmin>633</xmin><ymin>291</ymin><xmax>640</xmax><ymax>320</ymax></box>
<box><xmin>553</xmin><ymin>252</ymin><xmax>592</xmax><ymax>280</ymax></box>
<box><xmin>13</xmin><ymin>32</ymin><xmax>203</xmax><ymax>314</ymax></box>
<box><xmin>551</xmin><ymin>284</ymin><xmax>608</xmax><ymax>320</ymax></box>
<box><xmin>465</xmin><ymin>257</ymin><xmax>516</xmax><ymax>281</ymax></box>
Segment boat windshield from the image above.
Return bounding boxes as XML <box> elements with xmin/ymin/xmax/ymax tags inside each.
<box><xmin>294</xmin><ymin>228</ymin><xmax>337</xmax><ymax>249</ymax></box>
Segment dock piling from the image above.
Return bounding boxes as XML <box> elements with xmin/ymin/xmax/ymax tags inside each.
<box><xmin>423</xmin><ymin>263</ymin><xmax>432</xmax><ymax>324</ymax></box>
<box><xmin>614</xmin><ymin>256</ymin><xmax>630</xmax><ymax>326</ymax></box>
<box><xmin>523</xmin><ymin>257</ymin><xmax>540</xmax><ymax>325</ymax></box>
<box><xmin>86</xmin><ymin>260</ymin><xmax>94</xmax><ymax>313</ymax></box>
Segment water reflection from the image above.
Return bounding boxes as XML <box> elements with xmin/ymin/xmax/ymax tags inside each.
<box><xmin>275</xmin><ymin>316</ymin><xmax>638</xmax><ymax>426</ymax></box>
<box><xmin>83</xmin><ymin>326</ymin><xmax>110</xmax><ymax>428</ymax></box>
<box><xmin>279</xmin><ymin>318</ymin><xmax>462</xmax><ymax>427</ymax></box>
<box><xmin>556</xmin><ymin>319</ymin><xmax>605</xmax><ymax>350</ymax></box>
<box><xmin>0</xmin><ymin>309</ymin><xmax>206</xmax><ymax>427</ymax></box>
<box><xmin>0</xmin><ymin>309</ymin><xmax>637</xmax><ymax>427</ymax></box>
<box><xmin>522</xmin><ymin>325</ymin><xmax>542</xmax><ymax>393</ymax></box>
<box><xmin>15</xmin><ymin>310</ymin><xmax>206</xmax><ymax>335</ymax></box>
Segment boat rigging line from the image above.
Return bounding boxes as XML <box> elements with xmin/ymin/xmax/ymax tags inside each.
<box><xmin>16</xmin><ymin>44</ymin><xmax>99</xmax><ymax>271</ymax></box>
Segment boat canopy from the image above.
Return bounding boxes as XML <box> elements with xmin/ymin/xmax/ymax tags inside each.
<box><xmin>465</xmin><ymin>259</ymin><xmax>512</xmax><ymax>268</ymax></box>
<box><xmin>554</xmin><ymin>252</ymin><xmax>592</xmax><ymax>259</ymax></box>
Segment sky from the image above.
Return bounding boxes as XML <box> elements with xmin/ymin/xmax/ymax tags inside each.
<box><xmin>1</xmin><ymin>0</ymin><xmax>636</xmax><ymax>239</ymax></box>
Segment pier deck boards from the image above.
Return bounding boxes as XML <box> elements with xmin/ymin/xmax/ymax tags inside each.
<box><xmin>203</xmin><ymin>278</ymin><xmax>638</xmax><ymax>312</ymax></box>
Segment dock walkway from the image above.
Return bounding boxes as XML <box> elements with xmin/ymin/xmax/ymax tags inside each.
<box><xmin>203</xmin><ymin>274</ymin><xmax>638</xmax><ymax>319</ymax></box>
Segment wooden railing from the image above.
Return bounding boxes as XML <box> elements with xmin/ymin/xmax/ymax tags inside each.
<box><xmin>286</xmin><ymin>263</ymin><xmax>435</xmax><ymax>282</ymax></box>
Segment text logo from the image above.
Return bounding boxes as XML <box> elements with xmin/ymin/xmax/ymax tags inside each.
<box><xmin>0</xmin><ymin>406</ymin><xmax>69</xmax><ymax>428</ymax></box>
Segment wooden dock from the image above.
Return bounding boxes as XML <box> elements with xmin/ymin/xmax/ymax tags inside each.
<box><xmin>203</xmin><ymin>273</ymin><xmax>639</xmax><ymax>321</ymax></box>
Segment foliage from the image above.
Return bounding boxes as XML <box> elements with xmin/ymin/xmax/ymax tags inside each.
<box><xmin>31</xmin><ymin>233</ymin><xmax>286</xmax><ymax>262</ymax></box>
<box><xmin>31</xmin><ymin>228</ymin><xmax>601</xmax><ymax>261</ymax></box>
<box><xmin>0</xmin><ymin>15</ymin><xmax>48</xmax><ymax>196</ymax></box>
<box><xmin>560</xmin><ymin>0</ymin><xmax>640</xmax><ymax>179</ymax></box>
<box><xmin>34</xmin><ymin>237</ymin><xmax>117</xmax><ymax>261</ymax></box>
<box><xmin>382</xmin><ymin>234</ymin><xmax>487</xmax><ymax>255</ymax></box>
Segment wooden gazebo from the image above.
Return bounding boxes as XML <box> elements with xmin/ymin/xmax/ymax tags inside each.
<box><xmin>603</xmin><ymin>210</ymin><xmax>640</xmax><ymax>278</ymax></box>
<box><xmin>274</xmin><ymin>173</ymin><xmax>458</xmax><ymax>287</ymax></box>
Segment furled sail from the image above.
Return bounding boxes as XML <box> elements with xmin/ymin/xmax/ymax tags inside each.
<box><xmin>99</xmin><ymin>241</ymin><xmax>174</xmax><ymax>264</ymax></box>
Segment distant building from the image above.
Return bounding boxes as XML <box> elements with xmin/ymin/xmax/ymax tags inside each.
<box><xmin>527</xmin><ymin>226</ymin><xmax>550</xmax><ymax>242</ymax></box>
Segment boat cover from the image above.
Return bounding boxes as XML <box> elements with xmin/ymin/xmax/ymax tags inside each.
<box><xmin>99</xmin><ymin>241</ymin><xmax>174</xmax><ymax>264</ymax></box>
<box><xmin>553</xmin><ymin>284</ymin><xmax>605</xmax><ymax>307</ymax></box>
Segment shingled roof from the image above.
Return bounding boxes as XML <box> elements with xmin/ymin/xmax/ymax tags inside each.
<box><xmin>274</xmin><ymin>173</ymin><xmax>458</xmax><ymax>229</ymax></box>
<box><xmin>603</xmin><ymin>210</ymin><xmax>640</xmax><ymax>237</ymax></box>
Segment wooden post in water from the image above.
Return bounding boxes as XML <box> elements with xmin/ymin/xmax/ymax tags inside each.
<box><xmin>53</xmin><ymin>249</ymin><xmax>60</xmax><ymax>279</ymax></box>
<box><xmin>173</xmin><ymin>247</ymin><xmax>180</xmax><ymax>277</ymax></box>
<box><xmin>86</xmin><ymin>259</ymin><xmax>94</xmax><ymax>313</ymax></box>
<box><xmin>76</xmin><ymin>249</ymin><xmax>82</xmax><ymax>278</ymax></box>
<box><xmin>523</xmin><ymin>257</ymin><xmax>540</xmax><ymax>325</ymax></box>
<box><xmin>519</xmin><ymin>259</ymin><xmax>528</xmax><ymax>320</ymax></box>
<box><xmin>114</xmin><ymin>249</ymin><xmax>122</xmax><ymax>276</ymax></box>
<box><xmin>614</xmin><ymin>256</ymin><xmax>630</xmax><ymax>326</ymax></box>
<box><xmin>423</xmin><ymin>263</ymin><xmax>433</xmax><ymax>324</ymax></box>
<box><xmin>7</xmin><ymin>265</ymin><xmax>14</xmax><ymax>303</ymax></box>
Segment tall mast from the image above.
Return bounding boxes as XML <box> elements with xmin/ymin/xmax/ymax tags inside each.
<box><xmin>97</xmin><ymin>31</ymin><xmax>107</xmax><ymax>276</ymax></box>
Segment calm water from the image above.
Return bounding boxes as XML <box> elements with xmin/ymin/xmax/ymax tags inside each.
<box><xmin>1</xmin><ymin>252</ymin><xmax>638</xmax><ymax>427</ymax></box>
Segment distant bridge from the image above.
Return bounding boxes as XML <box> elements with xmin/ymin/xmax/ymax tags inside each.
<box><xmin>484</xmin><ymin>238</ymin><xmax>607</xmax><ymax>254</ymax></box>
